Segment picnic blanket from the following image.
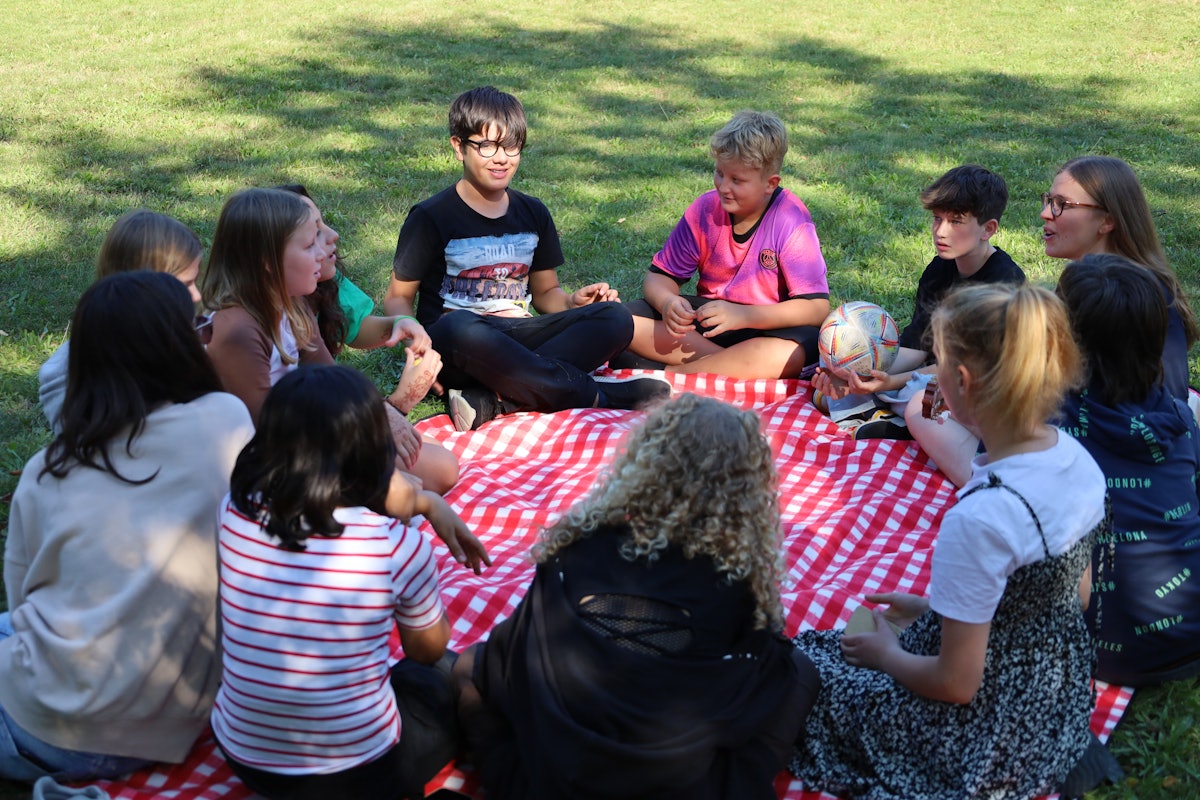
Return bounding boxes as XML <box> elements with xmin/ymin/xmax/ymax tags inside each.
<box><xmin>83</xmin><ymin>372</ymin><xmax>1132</xmax><ymax>800</ymax></box>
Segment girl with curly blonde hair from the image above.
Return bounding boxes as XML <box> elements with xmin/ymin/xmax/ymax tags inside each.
<box><xmin>536</xmin><ymin>392</ymin><xmax>785</xmax><ymax>630</ymax></box>
<box><xmin>453</xmin><ymin>394</ymin><xmax>820</xmax><ymax>800</ymax></box>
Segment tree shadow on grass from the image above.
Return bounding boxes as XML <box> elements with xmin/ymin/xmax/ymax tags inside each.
<box><xmin>6</xmin><ymin>18</ymin><xmax>1200</xmax><ymax>490</ymax></box>
<box><xmin>3</xmin><ymin>18</ymin><xmax>1199</xmax><ymax>340</ymax></box>
<box><xmin>201</xmin><ymin>20</ymin><xmax>1196</xmax><ymax>312</ymax></box>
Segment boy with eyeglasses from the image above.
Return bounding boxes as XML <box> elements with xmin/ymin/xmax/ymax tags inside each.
<box><xmin>384</xmin><ymin>86</ymin><xmax>668</xmax><ymax>431</ymax></box>
<box><xmin>813</xmin><ymin>164</ymin><xmax>1025</xmax><ymax>446</ymax></box>
<box><xmin>616</xmin><ymin>110</ymin><xmax>830</xmax><ymax>379</ymax></box>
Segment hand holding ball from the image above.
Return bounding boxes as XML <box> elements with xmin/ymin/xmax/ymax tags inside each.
<box><xmin>818</xmin><ymin>302</ymin><xmax>900</xmax><ymax>378</ymax></box>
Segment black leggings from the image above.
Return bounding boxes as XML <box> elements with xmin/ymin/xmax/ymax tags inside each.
<box><xmin>429</xmin><ymin>303</ymin><xmax>634</xmax><ymax>411</ymax></box>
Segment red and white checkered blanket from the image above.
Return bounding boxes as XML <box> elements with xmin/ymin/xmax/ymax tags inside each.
<box><xmin>88</xmin><ymin>372</ymin><xmax>1132</xmax><ymax>800</ymax></box>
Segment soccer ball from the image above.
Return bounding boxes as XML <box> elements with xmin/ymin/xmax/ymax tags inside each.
<box><xmin>818</xmin><ymin>301</ymin><xmax>900</xmax><ymax>377</ymax></box>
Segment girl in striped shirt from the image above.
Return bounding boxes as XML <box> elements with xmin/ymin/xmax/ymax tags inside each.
<box><xmin>211</xmin><ymin>365</ymin><xmax>464</xmax><ymax>800</ymax></box>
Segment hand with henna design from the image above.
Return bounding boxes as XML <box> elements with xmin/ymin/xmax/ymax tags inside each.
<box><xmin>388</xmin><ymin>347</ymin><xmax>444</xmax><ymax>414</ymax></box>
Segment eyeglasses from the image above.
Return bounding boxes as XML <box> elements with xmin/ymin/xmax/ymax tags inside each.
<box><xmin>1041</xmin><ymin>192</ymin><xmax>1106</xmax><ymax>219</ymax></box>
<box><xmin>463</xmin><ymin>138</ymin><xmax>522</xmax><ymax>158</ymax></box>
<box><xmin>194</xmin><ymin>313</ymin><xmax>214</xmax><ymax>345</ymax></box>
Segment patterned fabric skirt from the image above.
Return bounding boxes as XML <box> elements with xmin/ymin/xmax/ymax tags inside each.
<box><xmin>789</xmin><ymin>532</ymin><xmax>1098</xmax><ymax>800</ymax></box>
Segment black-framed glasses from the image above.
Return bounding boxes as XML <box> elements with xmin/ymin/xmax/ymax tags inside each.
<box><xmin>463</xmin><ymin>138</ymin><xmax>522</xmax><ymax>158</ymax></box>
<box><xmin>1041</xmin><ymin>192</ymin><xmax>1106</xmax><ymax>219</ymax></box>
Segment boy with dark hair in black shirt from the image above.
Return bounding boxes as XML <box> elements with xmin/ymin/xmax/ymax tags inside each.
<box><xmin>384</xmin><ymin>87</ymin><xmax>667</xmax><ymax>431</ymax></box>
<box><xmin>815</xmin><ymin>165</ymin><xmax>1024</xmax><ymax>442</ymax></box>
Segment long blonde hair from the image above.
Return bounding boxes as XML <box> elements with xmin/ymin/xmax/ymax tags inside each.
<box><xmin>201</xmin><ymin>188</ymin><xmax>317</xmax><ymax>363</ymax></box>
<box><xmin>933</xmin><ymin>283</ymin><xmax>1082</xmax><ymax>437</ymax></box>
<box><xmin>96</xmin><ymin>209</ymin><xmax>201</xmax><ymax>279</ymax></box>
<box><xmin>535</xmin><ymin>394</ymin><xmax>785</xmax><ymax>631</ymax></box>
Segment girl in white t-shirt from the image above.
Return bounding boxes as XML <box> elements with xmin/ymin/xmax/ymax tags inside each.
<box><xmin>211</xmin><ymin>364</ymin><xmax>470</xmax><ymax>800</ymax></box>
<box><xmin>791</xmin><ymin>283</ymin><xmax>1117</xmax><ymax>799</ymax></box>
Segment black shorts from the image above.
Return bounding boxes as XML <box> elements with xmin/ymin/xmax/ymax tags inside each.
<box><xmin>626</xmin><ymin>296</ymin><xmax>820</xmax><ymax>365</ymax></box>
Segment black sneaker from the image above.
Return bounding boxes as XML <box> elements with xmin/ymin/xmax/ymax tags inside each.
<box><xmin>1058</xmin><ymin>733</ymin><xmax>1124</xmax><ymax>798</ymax></box>
<box><xmin>448</xmin><ymin>387</ymin><xmax>501</xmax><ymax>432</ymax></box>
<box><xmin>594</xmin><ymin>375</ymin><xmax>672</xmax><ymax>410</ymax></box>
<box><xmin>853</xmin><ymin>413</ymin><xmax>914</xmax><ymax>441</ymax></box>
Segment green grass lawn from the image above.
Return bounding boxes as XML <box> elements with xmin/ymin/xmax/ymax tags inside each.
<box><xmin>2</xmin><ymin>0</ymin><xmax>1199</xmax><ymax>796</ymax></box>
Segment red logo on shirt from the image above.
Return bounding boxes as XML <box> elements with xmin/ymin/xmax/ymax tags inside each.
<box><xmin>759</xmin><ymin>249</ymin><xmax>779</xmax><ymax>270</ymax></box>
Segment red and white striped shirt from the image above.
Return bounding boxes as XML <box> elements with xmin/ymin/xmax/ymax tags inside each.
<box><xmin>210</xmin><ymin>498</ymin><xmax>444</xmax><ymax>774</ymax></box>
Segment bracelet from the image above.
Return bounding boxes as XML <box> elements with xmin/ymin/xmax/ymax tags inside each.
<box><xmin>392</xmin><ymin>315</ymin><xmax>418</xmax><ymax>324</ymax></box>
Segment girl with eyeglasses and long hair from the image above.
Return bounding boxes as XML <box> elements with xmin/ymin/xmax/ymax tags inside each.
<box><xmin>1040</xmin><ymin>155</ymin><xmax>1197</xmax><ymax>400</ymax></box>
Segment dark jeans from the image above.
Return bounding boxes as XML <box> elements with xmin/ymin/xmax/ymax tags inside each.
<box><xmin>0</xmin><ymin>613</ymin><xmax>154</xmax><ymax>782</ymax></box>
<box><xmin>217</xmin><ymin>655</ymin><xmax>459</xmax><ymax>800</ymax></box>
<box><xmin>428</xmin><ymin>303</ymin><xmax>634</xmax><ymax>411</ymax></box>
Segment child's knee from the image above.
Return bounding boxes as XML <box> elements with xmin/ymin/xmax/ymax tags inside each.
<box><xmin>591</xmin><ymin>301</ymin><xmax>635</xmax><ymax>342</ymax></box>
<box><xmin>430</xmin><ymin>311</ymin><xmax>504</xmax><ymax>355</ymax></box>
<box><xmin>564</xmin><ymin>301</ymin><xmax>635</xmax><ymax>352</ymax></box>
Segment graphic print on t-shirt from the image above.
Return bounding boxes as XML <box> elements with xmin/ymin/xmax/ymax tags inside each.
<box><xmin>440</xmin><ymin>232</ymin><xmax>538</xmax><ymax>315</ymax></box>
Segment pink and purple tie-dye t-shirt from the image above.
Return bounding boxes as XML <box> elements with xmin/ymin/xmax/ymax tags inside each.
<box><xmin>652</xmin><ymin>187</ymin><xmax>828</xmax><ymax>306</ymax></box>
